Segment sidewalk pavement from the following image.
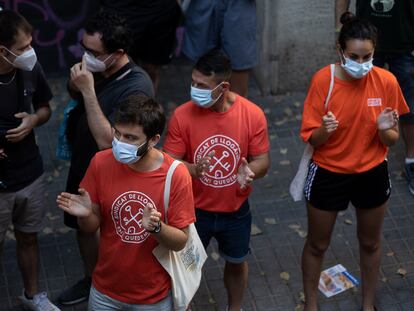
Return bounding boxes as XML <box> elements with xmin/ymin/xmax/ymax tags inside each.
<box><xmin>1</xmin><ymin>58</ymin><xmax>414</xmax><ymax>311</ymax></box>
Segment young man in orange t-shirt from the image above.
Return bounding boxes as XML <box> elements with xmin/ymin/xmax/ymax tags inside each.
<box><xmin>164</xmin><ymin>50</ymin><xmax>270</xmax><ymax>311</ymax></box>
<box><xmin>57</xmin><ymin>95</ymin><xmax>195</xmax><ymax>310</ymax></box>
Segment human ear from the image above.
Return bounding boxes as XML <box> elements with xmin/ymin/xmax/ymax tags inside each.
<box><xmin>149</xmin><ymin>134</ymin><xmax>161</xmax><ymax>148</ymax></box>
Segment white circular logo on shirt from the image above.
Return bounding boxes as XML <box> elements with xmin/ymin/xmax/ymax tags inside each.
<box><xmin>370</xmin><ymin>0</ymin><xmax>394</xmax><ymax>13</ymax></box>
<box><xmin>111</xmin><ymin>191</ymin><xmax>155</xmax><ymax>244</ymax></box>
<box><xmin>194</xmin><ymin>135</ymin><xmax>241</xmax><ymax>188</ymax></box>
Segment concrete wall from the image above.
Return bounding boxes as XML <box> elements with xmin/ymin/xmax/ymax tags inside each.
<box><xmin>255</xmin><ymin>0</ymin><xmax>338</xmax><ymax>94</ymax></box>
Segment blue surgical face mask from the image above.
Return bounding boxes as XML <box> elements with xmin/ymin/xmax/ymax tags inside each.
<box><xmin>190</xmin><ymin>83</ymin><xmax>223</xmax><ymax>108</ymax></box>
<box><xmin>341</xmin><ymin>54</ymin><xmax>373</xmax><ymax>79</ymax></box>
<box><xmin>112</xmin><ymin>138</ymin><xmax>148</xmax><ymax>164</ymax></box>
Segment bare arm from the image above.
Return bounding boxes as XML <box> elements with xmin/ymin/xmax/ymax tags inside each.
<box><xmin>335</xmin><ymin>0</ymin><xmax>351</xmax><ymax>28</ymax></box>
<box><xmin>70</xmin><ymin>55</ymin><xmax>112</xmax><ymax>150</ymax></box>
<box><xmin>142</xmin><ymin>204</ymin><xmax>189</xmax><ymax>251</ymax></box>
<box><xmin>247</xmin><ymin>152</ymin><xmax>270</xmax><ymax>179</ymax></box>
<box><xmin>6</xmin><ymin>105</ymin><xmax>51</xmax><ymax>143</ymax></box>
<box><xmin>81</xmin><ymin>88</ymin><xmax>113</xmax><ymax>149</ymax></box>
<box><xmin>77</xmin><ymin>202</ymin><xmax>101</xmax><ymax>233</ymax></box>
<box><xmin>378</xmin><ymin>127</ymin><xmax>399</xmax><ymax>146</ymax></box>
<box><xmin>308</xmin><ymin>111</ymin><xmax>339</xmax><ymax>148</ymax></box>
<box><xmin>153</xmin><ymin>224</ymin><xmax>189</xmax><ymax>251</ymax></box>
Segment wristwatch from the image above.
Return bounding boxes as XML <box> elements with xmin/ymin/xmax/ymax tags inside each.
<box><xmin>150</xmin><ymin>221</ymin><xmax>162</xmax><ymax>233</ymax></box>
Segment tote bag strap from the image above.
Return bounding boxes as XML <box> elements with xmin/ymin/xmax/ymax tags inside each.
<box><xmin>163</xmin><ymin>160</ymin><xmax>182</xmax><ymax>225</ymax></box>
<box><xmin>324</xmin><ymin>64</ymin><xmax>335</xmax><ymax>111</ymax></box>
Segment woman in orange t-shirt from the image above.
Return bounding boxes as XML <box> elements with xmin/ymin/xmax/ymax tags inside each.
<box><xmin>300</xmin><ymin>13</ymin><xmax>409</xmax><ymax>311</ymax></box>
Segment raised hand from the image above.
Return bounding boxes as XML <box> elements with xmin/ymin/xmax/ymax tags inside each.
<box><xmin>377</xmin><ymin>107</ymin><xmax>398</xmax><ymax>130</ymax></box>
<box><xmin>193</xmin><ymin>150</ymin><xmax>215</xmax><ymax>178</ymax></box>
<box><xmin>70</xmin><ymin>54</ymin><xmax>94</xmax><ymax>94</ymax></box>
<box><xmin>321</xmin><ymin>111</ymin><xmax>339</xmax><ymax>133</ymax></box>
<box><xmin>142</xmin><ymin>203</ymin><xmax>162</xmax><ymax>232</ymax></box>
<box><xmin>237</xmin><ymin>157</ymin><xmax>255</xmax><ymax>189</ymax></box>
<box><xmin>57</xmin><ymin>188</ymin><xmax>92</xmax><ymax>218</ymax></box>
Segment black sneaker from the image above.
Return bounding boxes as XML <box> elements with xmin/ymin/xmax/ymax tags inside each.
<box><xmin>58</xmin><ymin>277</ymin><xmax>91</xmax><ymax>306</ymax></box>
<box><xmin>405</xmin><ymin>163</ymin><xmax>414</xmax><ymax>195</ymax></box>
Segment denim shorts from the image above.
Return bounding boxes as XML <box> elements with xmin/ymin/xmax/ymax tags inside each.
<box><xmin>195</xmin><ymin>200</ymin><xmax>251</xmax><ymax>264</ymax></box>
<box><xmin>88</xmin><ymin>286</ymin><xmax>173</xmax><ymax>311</ymax></box>
<box><xmin>374</xmin><ymin>51</ymin><xmax>414</xmax><ymax>123</ymax></box>
<box><xmin>183</xmin><ymin>0</ymin><xmax>257</xmax><ymax>70</ymax></box>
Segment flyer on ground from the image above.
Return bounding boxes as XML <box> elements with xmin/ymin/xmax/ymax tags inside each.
<box><xmin>318</xmin><ymin>264</ymin><xmax>359</xmax><ymax>298</ymax></box>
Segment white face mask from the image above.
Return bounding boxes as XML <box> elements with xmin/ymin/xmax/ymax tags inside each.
<box><xmin>84</xmin><ymin>51</ymin><xmax>113</xmax><ymax>72</ymax></box>
<box><xmin>112</xmin><ymin>138</ymin><xmax>148</xmax><ymax>164</ymax></box>
<box><xmin>341</xmin><ymin>54</ymin><xmax>374</xmax><ymax>79</ymax></box>
<box><xmin>2</xmin><ymin>47</ymin><xmax>37</xmax><ymax>71</ymax></box>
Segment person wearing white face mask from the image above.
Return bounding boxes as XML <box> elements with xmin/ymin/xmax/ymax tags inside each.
<box><xmin>300</xmin><ymin>13</ymin><xmax>409</xmax><ymax>311</ymax></box>
<box><xmin>0</xmin><ymin>10</ymin><xmax>59</xmax><ymax>311</ymax></box>
<box><xmin>59</xmin><ymin>10</ymin><xmax>154</xmax><ymax>306</ymax></box>
<box><xmin>57</xmin><ymin>95</ymin><xmax>195</xmax><ymax>311</ymax></box>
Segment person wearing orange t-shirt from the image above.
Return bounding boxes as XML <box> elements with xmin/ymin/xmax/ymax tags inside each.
<box><xmin>57</xmin><ymin>95</ymin><xmax>195</xmax><ymax>311</ymax></box>
<box><xmin>164</xmin><ymin>49</ymin><xmax>270</xmax><ymax>311</ymax></box>
<box><xmin>300</xmin><ymin>13</ymin><xmax>409</xmax><ymax>311</ymax></box>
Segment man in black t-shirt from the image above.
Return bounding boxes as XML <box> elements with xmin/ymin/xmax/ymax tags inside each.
<box><xmin>0</xmin><ymin>10</ymin><xmax>60</xmax><ymax>311</ymax></box>
<box><xmin>335</xmin><ymin>0</ymin><xmax>414</xmax><ymax>196</ymax></box>
<box><xmin>58</xmin><ymin>10</ymin><xmax>154</xmax><ymax>306</ymax></box>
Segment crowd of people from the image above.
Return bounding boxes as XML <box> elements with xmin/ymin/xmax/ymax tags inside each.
<box><xmin>0</xmin><ymin>1</ymin><xmax>413</xmax><ymax>311</ymax></box>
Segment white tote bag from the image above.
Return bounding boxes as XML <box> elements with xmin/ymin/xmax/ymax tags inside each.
<box><xmin>289</xmin><ymin>64</ymin><xmax>335</xmax><ymax>201</ymax></box>
<box><xmin>153</xmin><ymin>160</ymin><xmax>208</xmax><ymax>311</ymax></box>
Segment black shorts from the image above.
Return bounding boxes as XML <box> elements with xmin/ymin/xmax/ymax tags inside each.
<box><xmin>304</xmin><ymin>160</ymin><xmax>391</xmax><ymax>211</ymax></box>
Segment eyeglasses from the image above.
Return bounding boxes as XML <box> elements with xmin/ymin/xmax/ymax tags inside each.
<box><xmin>78</xmin><ymin>40</ymin><xmax>107</xmax><ymax>58</ymax></box>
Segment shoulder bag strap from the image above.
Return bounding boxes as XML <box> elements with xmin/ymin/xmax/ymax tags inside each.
<box><xmin>163</xmin><ymin>160</ymin><xmax>182</xmax><ymax>225</ymax></box>
<box><xmin>324</xmin><ymin>64</ymin><xmax>335</xmax><ymax>112</ymax></box>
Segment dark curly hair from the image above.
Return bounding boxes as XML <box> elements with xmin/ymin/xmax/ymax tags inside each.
<box><xmin>114</xmin><ymin>95</ymin><xmax>166</xmax><ymax>138</ymax></box>
<box><xmin>84</xmin><ymin>9</ymin><xmax>132</xmax><ymax>54</ymax></box>
<box><xmin>338</xmin><ymin>12</ymin><xmax>378</xmax><ymax>50</ymax></box>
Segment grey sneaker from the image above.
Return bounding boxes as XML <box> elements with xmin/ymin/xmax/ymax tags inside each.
<box><xmin>19</xmin><ymin>291</ymin><xmax>60</xmax><ymax>311</ymax></box>
<box><xmin>405</xmin><ymin>163</ymin><xmax>414</xmax><ymax>195</ymax></box>
<box><xmin>58</xmin><ymin>277</ymin><xmax>91</xmax><ymax>305</ymax></box>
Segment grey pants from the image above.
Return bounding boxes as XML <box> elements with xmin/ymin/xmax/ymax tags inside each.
<box><xmin>88</xmin><ymin>286</ymin><xmax>173</xmax><ymax>311</ymax></box>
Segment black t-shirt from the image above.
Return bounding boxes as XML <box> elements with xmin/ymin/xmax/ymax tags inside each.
<box><xmin>66</xmin><ymin>61</ymin><xmax>153</xmax><ymax>186</ymax></box>
<box><xmin>356</xmin><ymin>0</ymin><xmax>414</xmax><ymax>53</ymax></box>
<box><xmin>0</xmin><ymin>62</ymin><xmax>53</xmax><ymax>192</ymax></box>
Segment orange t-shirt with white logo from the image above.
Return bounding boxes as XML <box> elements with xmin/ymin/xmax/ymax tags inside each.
<box><xmin>80</xmin><ymin>150</ymin><xmax>195</xmax><ymax>304</ymax></box>
<box><xmin>164</xmin><ymin>95</ymin><xmax>270</xmax><ymax>213</ymax></box>
<box><xmin>301</xmin><ymin>65</ymin><xmax>409</xmax><ymax>173</ymax></box>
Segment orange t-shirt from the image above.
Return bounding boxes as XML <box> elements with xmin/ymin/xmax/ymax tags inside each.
<box><xmin>80</xmin><ymin>150</ymin><xmax>195</xmax><ymax>304</ymax></box>
<box><xmin>163</xmin><ymin>95</ymin><xmax>269</xmax><ymax>213</ymax></box>
<box><xmin>301</xmin><ymin>65</ymin><xmax>409</xmax><ymax>173</ymax></box>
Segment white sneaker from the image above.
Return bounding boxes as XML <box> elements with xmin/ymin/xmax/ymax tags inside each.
<box><xmin>19</xmin><ymin>291</ymin><xmax>61</xmax><ymax>311</ymax></box>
